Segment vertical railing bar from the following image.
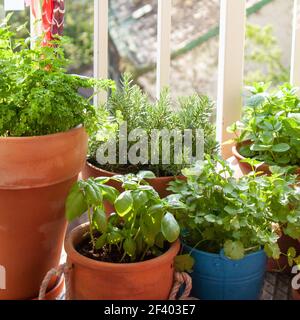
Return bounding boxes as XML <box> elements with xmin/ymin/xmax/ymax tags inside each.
<box><xmin>30</xmin><ymin>0</ymin><xmax>42</xmax><ymax>49</ymax></box>
<box><xmin>291</xmin><ymin>0</ymin><xmax>300</xmax><ymax>87</ymax></box>
<box><xmin>94</xmin><ymin>0</ymin><xmax>109</xmax><ymax>106</ymax></box>
<box><xmin>156</xmin><ymin>0</ymin><xmax>172</xmax><ymax>99</ymax></box>
<box><xmin>216</xmin><ymin>0</ymin><xmax>246</xmax><ymax>158</ymax></box>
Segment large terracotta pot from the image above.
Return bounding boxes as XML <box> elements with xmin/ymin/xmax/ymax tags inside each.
<box><xmin>0</xmin><ymin>127</ymin><xmax>88</xmax><ymax>300</ymax></box>
<box><xmin>81</xmin><ymin>160</ymin><xmax>184</xmax><ymax>199</ymax></box>
<box><xmin>65</xmin><ymin>223</ymin><xmax>180</xmax><ymax>300</ymax></box>
<box><xmin>33</xmin><ymin>275</ymin><xmax>65</xmax><ymax>300</ymax></box>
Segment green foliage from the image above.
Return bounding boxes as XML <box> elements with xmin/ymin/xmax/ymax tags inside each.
<box><xmin>168</xmin><ymin>155</ymin><xmax>300</xmax><ymax>261</ymax></box>
<box><xmin>65</xmin><ymin>173</ymin><xmax>181</xmax><ymax>263</ymax></box>
<box><xmin>228</xmin><ymin>82</ymin><xmax>300</xmax><ymax>167</ymax></box>
<box><xmin>174</xmin><ymin>254</ymin><xmax>195</xmax><ymax>273</ymax></box>
<box><xmin>89</xmin><ymin>73</ymin><xmax>218</xmax><ymax>176</ymax></box>
<box><xmin>0</xmin><ymin>17</ymin><xmax>113</xmax><ymax>137</ymax></box>
<box><xmin>62</xmin><ymin>1</ymin><xmax>93</xmax><ymax>72</ymax></box>
<box><xmin>245</xmin><ymin>24</ymin><xmax>289</xmax><ymax>85</ymax></box>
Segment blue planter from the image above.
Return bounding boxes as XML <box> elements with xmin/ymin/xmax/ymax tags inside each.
<box><xmin>183</xmin><ymin>244</ymin><xmax>267</xmax><ymax>300</ymax></box>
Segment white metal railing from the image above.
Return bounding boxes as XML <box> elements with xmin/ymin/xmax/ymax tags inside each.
<box><xmin>291</xmin><ymin>0</ymin><xmax>300</xmax><ymax>87</ymax></box>
<box><xmin>156</xmin><ymin>0</ymin><xmax>172</xmax><ymax>99</ymax></box>
<box><xmin>4</xmin><ymin>0</ymin><xmax>300</xmax><ymax>157</ymax></box>
<box><xmin>216</xmin><ymin>0</ymin><xmax>246</xmax><ymax>158</ymax></box>
<box><xmin>94</xmin><ymin>0</ymin><xmax>108</xmax><ymax>104</ymax></box>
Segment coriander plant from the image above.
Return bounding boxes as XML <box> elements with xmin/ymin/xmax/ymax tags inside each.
<box><xmin>65</xmin><ymin>171</ymin><xmax>181</xmax><ymax>263</ymax></box>
<box><xmin>168</xmin><ymin>156</ymin><xmax>300</xmax><ymax>262</ymax></box>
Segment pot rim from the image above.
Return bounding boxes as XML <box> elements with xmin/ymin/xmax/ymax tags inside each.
<box><xmin>232</xmin><ymin>142</ymin><xmax>247</xmax><ymax>162</ymax></box>
<box><xmin>232</xmin><ymin>140</ymin><xmax>271</xmax><ymax>172</ymax></box>
<box><xmin>85</xmin><ymin>159</ymin><xmax>184</xmax><ymax>181</ymax></box>
<box><xmin>0</xmin><ymin>125</ymin><xmax>84</xmax><ymax>141</ymax></box>
<box><xmin>65</xmin><ymin>223</ymin><xmax>180</xmax><ymax>272</ymax></box>
<box><xmin>232</xmin><ymin>141</ymin><xmax>300</xmax><ymax>174</ymax></box>
<box><xmin>183</xmin><ymin>243</ymin><xmax>265</xmax><ymax>259</ymax></box>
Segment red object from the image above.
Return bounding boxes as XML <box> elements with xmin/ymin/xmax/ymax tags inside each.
<box><xmin>41</xmin><ymin>0</ymin><xmax>65</xmax><ymax>45</ymax></box>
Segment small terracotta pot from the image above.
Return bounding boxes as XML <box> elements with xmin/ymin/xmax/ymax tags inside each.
<box><xmin>266</xmin><ymin>235</ymin><xmax>300</xmax><ymax>273</ymax></box>
<box><xmin>232</xmin><ymin>142</ymin><xmax>300</xmax><ymax>175</ymax></box>
<box><xmin>81</xmin><ymin>160</ymin><xmax>184</xmax><ymax>200</ymax></box>
<box><xmin>232</xmin><ymin>142</ymin><xmax>270</xmax><ymax>174</ymax></box>
<box><xmin>0</xmin><ymin>127</ymin><xmax>88</xmax><ymax>299</ymax></box>
<box><xmin>292</xmin><ymin>289</ymin><xmax>300</xmax><ymax>300</ymax></box>
<box><xmin>146</xmin><ymin>175</ymin><xmax>185</xmax><ymax>198</ymax></box>
<box><xmin>65</xmin><ymin>223</ymin><xmax>180</xmax><ymax>300</ymax></box>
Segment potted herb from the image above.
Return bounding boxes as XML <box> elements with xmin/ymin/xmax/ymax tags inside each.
<box><xmin>228</xmin><ymin>82</ymin><xmax>300</xmax><ymax>271</ymax></box>
<box><xmin>168</xmin><ymin>156</ymin><xmax>300</xmax><ymax>300</ymax></box>
<box><xmin>64</xmin><ymin>173</ymin><xmax>181</xmax><ymax>300</ymax></box>
<box><xmin>228</xmin><ymin>82</ymin><xmax>300</xmax><ymax>174</ymax></box>
<box><xmin>0</xmin><ymin>21</ymin><xmax>112</xmax><ymax>299</ymax></box>
<box><xmin>82</xmin><ymin>73</ymin><xmax>218</xmax><ymax>198</ymax></box>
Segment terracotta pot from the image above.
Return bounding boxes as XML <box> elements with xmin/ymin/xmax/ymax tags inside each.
<box><xmin>33</xmin><ymin>275</ymin><xmax>64</xmax><ymax>300</ymax></box>
<box><xmin>81</xmin><ymin>162</ymin><xmax>122</xmax><ymax>214</ymax></box>
<box><xmin>267</xmin><ymin>235</ymin><xmax>300</xmax><ymax>273</ymax></box>
<box><xmin>232</xmin><ymin>142</ymin><xmax>300</xmax><ymax>175</ymax></box>
<box><xmin>292</xmin><ymin>289</ymin><xmax>300</xmax><ymax>300</ymax></box>
<box><xmin>0</xmin><ymin>127</ymin><xmax>88</xmax><ymax>300</ymax></box>
<box><xmin>81</xmin><ymin>160</ymin><xmax>184</xmax><ymax>199</ymax></box>
<box><xmin>65</xmin><ymin>223</ymin><xmax>180</xmax><ymax>300</ymax></box>
<box><xmin>81</xmin><ymin>161</ymin><xmax>122</xmax><ymax>191</ymax></box>
<box><xmin>232</xmin><ymin>142</ymin><xmax>270</xmax><ymax>174</ymax></box>
<box><xmin>146</xmin><ymin>175</ymin><xmax>185</xmax><ymax>198</ymax></box>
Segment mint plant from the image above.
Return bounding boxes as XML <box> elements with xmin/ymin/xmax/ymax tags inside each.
<box><xmin>65</xmin><ymin>172</ymin><xmax>181</xmax><ymax>263</ymax></box>
<box><xmin>88</xmin><ymin>73</ymin><xmax>218</xmax><ymax>176</ymax></box>
<box><xmin>0</xmin><ymin>17</ymin><xmax>113</xmax><ymax>137</ymax></box>
<box><xmin>228</xmin><ymin>83</ymin><xmax>300</xmax><ymax>167</ymax></box>
<box><xmin>168</xmin><ymin>156</ymin><xmax>300</xmax><ymax>261</ymax></box>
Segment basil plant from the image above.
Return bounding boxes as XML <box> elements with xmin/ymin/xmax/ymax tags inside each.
<box><xmin>65</xmin><ymin>172</ymin><xmax>181</xmax><ymax>263</ymax></box>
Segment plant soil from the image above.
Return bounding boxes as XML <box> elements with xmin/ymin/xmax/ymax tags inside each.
<box><xmin>88</xmin><ymin>157</ymin><xmax>176</xmax><ymax>177</ymax></box>
<box><xmin>76</xmin><ymin>235</ymin><xmax>168</xmax><ymax>263</ymax></box>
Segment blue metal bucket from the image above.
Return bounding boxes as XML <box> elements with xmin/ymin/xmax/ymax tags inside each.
<box><xmin>184</xmin><ymin>244</ymin><xmax>267</xmax><ymax>300</ymax></box>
